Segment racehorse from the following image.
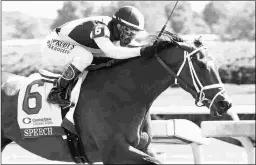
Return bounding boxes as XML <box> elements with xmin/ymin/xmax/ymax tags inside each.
<box><xmin>1</xmin><ymin>31</ymin><xmax>232</xmax><ymax>164</ymax></box>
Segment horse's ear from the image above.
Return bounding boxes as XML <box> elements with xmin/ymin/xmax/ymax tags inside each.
<box><xmin>194</xmin><ymin>36</ymin><xmax>203</xmax><ymax>47</ymax></box>
<box><xmin>198</xmin><ymin>36</ymin><xmax>202</xmax><ymax>41</ymax></box>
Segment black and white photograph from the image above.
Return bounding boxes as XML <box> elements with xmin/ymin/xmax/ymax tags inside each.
<box><xmin>1</xmin><ymin>1</ymin><xmax>255</xmax><ymax>164</ymax></box>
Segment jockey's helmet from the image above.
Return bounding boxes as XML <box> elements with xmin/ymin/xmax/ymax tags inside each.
<box><xmin>112</xmin><ymin>6</ymin><xmax>145</xmax><ymax>46</ymax></box>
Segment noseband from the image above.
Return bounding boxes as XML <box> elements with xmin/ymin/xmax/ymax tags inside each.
<box><xmin>155</xmin><ymin>43</ymin><xmax>226</xmax><ymax>110</ymax></box>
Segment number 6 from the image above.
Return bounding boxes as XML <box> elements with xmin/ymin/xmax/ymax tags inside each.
<box><xmin>22</xmin><ymin>79</ymin><xmax>53</xmax><ymax>115</ymax></box>
<box><xmin>94</xmin><ymin>26</ymin><xmax>102</xmax><ymax>35</ymax></box>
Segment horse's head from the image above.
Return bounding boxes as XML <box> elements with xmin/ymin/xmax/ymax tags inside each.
<box><xmin>150</xmin><ymin>31</ymin><xmax>232</xmax><ymax>116</ymax></box>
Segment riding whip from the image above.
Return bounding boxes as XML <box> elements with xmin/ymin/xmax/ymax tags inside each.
<box><xmin>153</xmin><ymin>1</ymin><xmax>178</xmax><ymax>44</ymax></box>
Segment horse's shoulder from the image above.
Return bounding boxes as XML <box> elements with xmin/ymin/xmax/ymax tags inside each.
<box><xmin>1</xmin><ymin>72</ymin><xmax>26</xmax><ymax>96</ymax></box>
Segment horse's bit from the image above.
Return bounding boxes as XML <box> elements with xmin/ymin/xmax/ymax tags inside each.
<box><xmin>155</xmin><ymin>45</ymin><xmax>226</xmax><ymax>110</ymax></box>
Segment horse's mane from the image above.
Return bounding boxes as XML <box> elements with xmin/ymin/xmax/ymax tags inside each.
<box><xmin>149</xmin><ymin>30</ymin><xmax>184</xmax><ymax>44</ymax></box>
<box><xmin>144</xmin><ymin>30</ymin><xmax>186</xmax><ymax>55</ymax></box>
<box><xmin>149</xmin><ymin>30</ymin><xmax>203</xmax><ymax>48</ymax></box>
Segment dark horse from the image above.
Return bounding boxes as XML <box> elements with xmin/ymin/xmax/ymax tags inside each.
<box><xmin>1</xmin><ymin>31</ymin><xmax>232</xmax><ymax>164</ymax></box>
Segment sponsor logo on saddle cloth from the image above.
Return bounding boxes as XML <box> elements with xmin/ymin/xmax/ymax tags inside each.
<box><xmin>17</xmin><ymin>69</ymin><xmax>88</xmax><ymax>139</ymax></box>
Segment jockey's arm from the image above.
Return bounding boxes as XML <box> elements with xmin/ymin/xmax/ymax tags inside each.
<box><xmin>94</xmin><ymin>37</ymin><xmax>141</xmax><ymax>59</ymax></box>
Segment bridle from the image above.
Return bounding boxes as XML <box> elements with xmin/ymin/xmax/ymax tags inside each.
<box><xmin>155</xmin><ymin>42</ymin><xmax>226</xmax><ymax>110</ymax></box>
<box><xmin>152</xmin><ymin>1</ymin><xmax>226</xmax><ymax>112</ymax></box>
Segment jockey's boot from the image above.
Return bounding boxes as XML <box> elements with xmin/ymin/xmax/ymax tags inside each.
<box><xmin>47</xmin><ymin>64</ymin><xmax>81</xmax><ymax>109</ymax></box>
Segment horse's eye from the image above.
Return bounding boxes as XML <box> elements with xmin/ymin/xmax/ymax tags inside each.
<box><xmin>197</xmin><ymin>52</ymin><xmax>205</xmax><ymax>60</ymax></box>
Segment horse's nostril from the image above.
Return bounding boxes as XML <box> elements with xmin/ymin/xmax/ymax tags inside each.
<box><xmin>218</xmin><ymin>101</ymin><xmax>230</xmax><ymax>110</ymax></box>
<box><xmin>218</xmin><ymin>101</ymin><xmax>224</xmax><ymax>108</ymax></box>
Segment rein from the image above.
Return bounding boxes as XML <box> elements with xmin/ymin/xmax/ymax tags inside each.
<box><xmin>155</xmin><ymin>43</ymin><xmax>226</xmax><ymax>110</ymax></box>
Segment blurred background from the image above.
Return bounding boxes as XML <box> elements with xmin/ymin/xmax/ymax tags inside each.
<box><xmin>1</xmin><ymin>1</ymin><xmax>255</xmax><ymax>164</ymax></box>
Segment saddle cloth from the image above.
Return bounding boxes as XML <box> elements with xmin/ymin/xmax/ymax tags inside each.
<box><xmin>17</xmin><ymin>69</ymin><xmax>88</xmax><ymax>139</ymax></box>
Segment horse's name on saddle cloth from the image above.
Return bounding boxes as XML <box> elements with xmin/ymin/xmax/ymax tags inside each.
<box><xmin>23</xmin><ymin>127</ymin><xmax>53</xmax><ymax>137</ymax></box>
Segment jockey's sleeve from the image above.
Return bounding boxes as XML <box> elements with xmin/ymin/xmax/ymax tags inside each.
<box><xmin>90</xmin><ymin>24</ymin><xmax>141</xmax><ymax>59</ymax></box>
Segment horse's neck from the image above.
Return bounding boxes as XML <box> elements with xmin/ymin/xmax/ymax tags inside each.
<box><xmin>120</xmin><ymin>57</ymin><xmax>173</xmax><ymax>104</ymax></box>
<box><xmin>83</xmin><ymin>57</ymin><xmax>173</xmax><ymax>108</ymax></box>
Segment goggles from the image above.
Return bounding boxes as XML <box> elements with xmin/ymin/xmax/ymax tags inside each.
<box><xmin>119</xmin><ymin>25</ymin><xmax>138</xmax><ymax>38</ymax></box>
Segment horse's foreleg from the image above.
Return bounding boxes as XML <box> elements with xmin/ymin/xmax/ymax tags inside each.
<box><xmin>98</xmin><ymin>134</ymin><xmax>162</xmax><ymax>164</ymax></box>
<box><xmin>1</xmin><ymin>130</ymin><xmax>13</xmax><ymax>152</ymax></box>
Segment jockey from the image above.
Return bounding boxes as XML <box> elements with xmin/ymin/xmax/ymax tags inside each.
<box><xmin>41</xmin><ymin>6</ymin><xmax>152</xmax><ymax>109</ymax></box>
